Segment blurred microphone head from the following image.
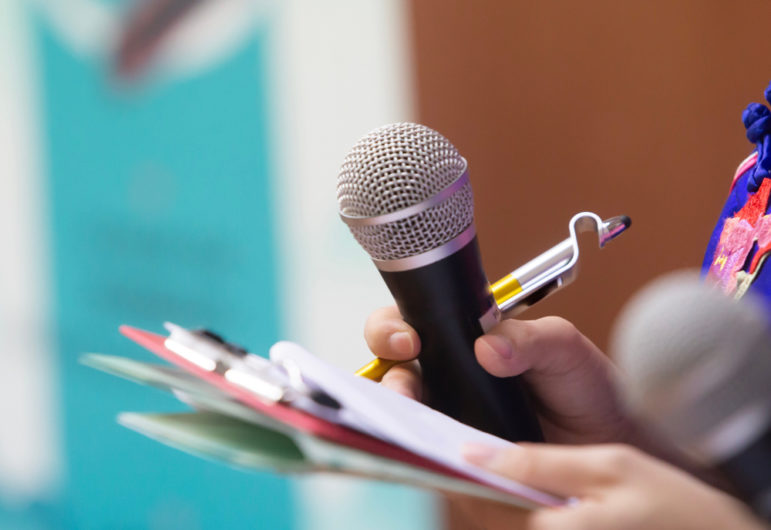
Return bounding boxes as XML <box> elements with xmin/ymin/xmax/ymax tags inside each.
<box><xmin>611</xmin><ymin>270</ymin><xmax>771</xmax><ymax>463</ymax></box>
<box><xmin>336</xmin><ymin>123</ymin><xmax>474</xmax><ymax>265</ymax></box>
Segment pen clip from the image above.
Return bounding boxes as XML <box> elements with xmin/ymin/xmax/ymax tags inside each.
<box><xmin>494</xmin><ymin>212</ymin><xmax>631</xmax><ymax>318</ymax></box>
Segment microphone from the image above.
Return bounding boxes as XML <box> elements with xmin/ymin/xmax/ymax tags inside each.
<box><xmin>337</xmin><ymin>122</ymin><xmax>543</xmax><ymax>442</ymax></box>
<box><xmin>611</xmin><ymin>271</ymin><xmax>771</xmax><ymax>519</ymax></box>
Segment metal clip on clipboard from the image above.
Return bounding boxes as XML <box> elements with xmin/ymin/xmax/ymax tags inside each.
<box><xmin>162</xmin><ymin>323</ymin><xmax>341</xmax><ymax>415</ymax></box>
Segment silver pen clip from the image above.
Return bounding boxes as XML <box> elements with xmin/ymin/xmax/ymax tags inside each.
<box><xmin>493</xmin><ymin>212</ymin><xmax>631</xmax><ymax>318</ymax></box>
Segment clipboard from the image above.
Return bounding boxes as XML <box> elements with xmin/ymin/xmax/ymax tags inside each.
<box><xmin>83</xmin><ymin>323</ymin><xmax>565</xmax><ymax>509</ymax></box>
<box><xmin>82</xmin><ymin>353</ymin><xmax>542</xmax><ymax>506</ymax></box>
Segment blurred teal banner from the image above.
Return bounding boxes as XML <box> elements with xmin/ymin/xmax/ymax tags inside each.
<box><xmin>34</xmin><ymin>11</ymin><xmax>295</xmax><ymax>529</ymax></box>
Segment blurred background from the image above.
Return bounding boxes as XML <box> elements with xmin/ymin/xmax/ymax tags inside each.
<box><xmin>1</xmin><ymin>0</ymin><xmax>771</xmax><ymax>528</ymax></box>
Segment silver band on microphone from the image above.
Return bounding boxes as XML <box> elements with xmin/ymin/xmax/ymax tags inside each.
<box><xmin>372</xmin><ymin>223</ymin><xmax>477</xmax><ymax>272</ymax></box>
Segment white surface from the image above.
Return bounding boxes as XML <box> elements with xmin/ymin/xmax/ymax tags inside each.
<box><xmin>267</xmin><ymin>0</ymin><xmax>415</xmax><ymax>370</ymax></box>
<box><xmin>264</xmin><ymin>2</ymin><xmax>433</xmax><ymax>529</ymax></box>
<box><xmin>0</xmin><ymin>0</ymin><xmax>61</xmax><ymax>506</ymax></box>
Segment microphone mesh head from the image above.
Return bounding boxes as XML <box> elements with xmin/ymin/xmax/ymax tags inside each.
<box><xmin>611</xmin><ymin>270</ymin><xmax>771</xmax><ymax>455</ymax></box>
<box><xmin>337</xmin><ymin>123</ymin><xmax>474</xmax><ymax>261</ymax></box>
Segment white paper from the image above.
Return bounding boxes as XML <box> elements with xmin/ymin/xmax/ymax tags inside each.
<box><xmin>269</xmin><ymin>341</ymin><xmax>564</xmax><ymax>507</ymax></box>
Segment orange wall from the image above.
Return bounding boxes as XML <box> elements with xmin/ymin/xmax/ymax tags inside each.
<box><xmin>410</xmin><ymin>0</ymin><xmax>771</xmax><ymax>354</ymax></box>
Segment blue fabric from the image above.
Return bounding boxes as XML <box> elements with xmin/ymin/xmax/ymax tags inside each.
<box><xmin>743</xmin><ymin>103</ymin><xmax>771</xmax><ymax>192</ymax></box>
<box><xmin>702</xmin><ymin>81</ymin><xmax>771</xmax><ymax>315</ymax></box>
<box><xmin>702</xmin><ymin>167</ymin><xmax>754</xmax><ymax>272</ymax></box>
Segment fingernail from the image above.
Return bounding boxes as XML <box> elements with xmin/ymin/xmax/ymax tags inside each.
<box><xmin>389</xmin><ymin>331</ymin><xmax>415</xmax><ymax>357</ymax></box>
<box><xmin>480</xmin><ymin>334</ymin><xmax>513</xmax><ymax>359</ymax></box>
<box><xmin>462</xmin><ymin>443</ymin><xmax>501</xmax><ymax>466</ymax></box>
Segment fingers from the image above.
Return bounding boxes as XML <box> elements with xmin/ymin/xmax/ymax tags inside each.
<box><xmin>475</xmin><ymin>316</ymin><xmax>601</xmax><ymax>379</ymax></box>
<box><xmin>380</xmin><ymin>360</ymin><xmax>422</xmax><ymax>401</ymax></box>
<box><xmin>463</xmin><ymin>443</ymin><xmax>643</xmax><ymax>498</ymax></box>
<box><xmin>364</xmin><ymin>306</ymin><xmax>420</xmax><ymax>361</ymax></box>
<box><xmin>364</xmin><ymin>306</ymin><xmax>422</xmax><ymax>400</ymax></box>
<box><xmin>473</xmin><ymin>317</ymin><xmax>629</xmax><ymax>444</ymax></box>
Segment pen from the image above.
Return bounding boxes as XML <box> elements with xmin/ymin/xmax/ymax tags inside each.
<box><xmin>354</xmin><ymin>212</ymin><xmax>631</xmax><ymax>382</ymax></box>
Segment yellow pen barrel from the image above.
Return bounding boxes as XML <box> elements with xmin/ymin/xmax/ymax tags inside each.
<box><xmin>491</xmin><ymin>274</ymin><xmax>523</xmax><ymax>306</ymax></box>
<box><xmin>354</xmin><ymin>357</ymin><xmax>402</xmax><ymax>382</ymax></box>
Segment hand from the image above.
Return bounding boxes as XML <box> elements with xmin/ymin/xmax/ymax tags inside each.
<box><xmin>456</xmin><ymin>443</ymin><xmax>767</xmax><ymax>530</ymax></box>
<box><xmin>364</xmin><ymin>306</ymin><xmax>639</xmax><ymax>446</ymax></box>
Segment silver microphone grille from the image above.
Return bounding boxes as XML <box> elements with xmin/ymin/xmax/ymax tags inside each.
<box><xmin>337</xmin><ymin>122</ymin><xmax>474</xmax><ymax>261</ymax></box>
<box><xmin>611</xmin><ymin>271</ymin><xmax>771</xmax><ymax>459</ymax></box>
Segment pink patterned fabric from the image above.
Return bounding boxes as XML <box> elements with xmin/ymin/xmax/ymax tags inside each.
<box><xmin>709</xmin><ymin>217</ymin><xmax>756</xmax><ymax>293</ymax></box>
<box><xmin>708</xmin><ymin>179</ymin><xmax>771</xmax><ymax>293</ymax></box>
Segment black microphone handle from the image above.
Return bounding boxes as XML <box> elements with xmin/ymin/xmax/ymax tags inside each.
<box><xmin>379</xmin><ymin>237</ymin><xmax>544</xmax><ymax>443</ymax></box>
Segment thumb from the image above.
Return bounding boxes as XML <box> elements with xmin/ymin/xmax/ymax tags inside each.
<box><xmin>474</xmin><ymin>316</ymin><xmax>602</xmax><ymax>379</ymax></box>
